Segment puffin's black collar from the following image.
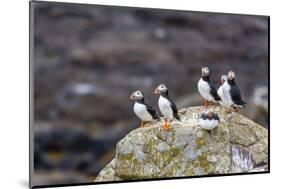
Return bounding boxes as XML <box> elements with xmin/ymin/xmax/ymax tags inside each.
<box><xmin>202</xmin><ymin>76</ymin><xmax>210</xmax><ymax>82</ymax></box>
<box><xmin>227</xmin><ymin>79</ymin><xmax>236</xmax><ymax>85</ymax></box>
<box><xmin>136</xmin><ymin>98</ymin><xmax>145</xmax><ymax>104</ymax></box>
<box><xmin>160</xmin><ymin>90</ymin><xmax>169</xmax><ymax>98</ymax></box>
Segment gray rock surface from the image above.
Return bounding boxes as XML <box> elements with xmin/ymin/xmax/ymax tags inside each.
<box><xmin>95</xmin><ymin>106</ymin><xmax>268</xmax><ymax>182</ymax></box>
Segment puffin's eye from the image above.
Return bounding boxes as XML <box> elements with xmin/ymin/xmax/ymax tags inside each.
<box><xmin>136</xmin><ymin>92</ymin><xmax>140</xmax><ymax>95</ymax></box>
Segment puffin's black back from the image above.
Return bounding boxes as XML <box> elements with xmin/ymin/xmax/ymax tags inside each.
<box><xmin>137</xmin><ymin>98</ymin><xmax>159</xmax><ymax>120</ymax></box>
<box><xmin>202</xmin><ymin>76</ymin><xmax>221</xmax><ymax>101</ymax></box>
<box><xmin>228</xmin><ymin>79</ymin><xmax>246</xmax><ymax>106</ymax></box>
<box><xmin>146</xmin><ymin>105</ymin><xmax>159</xmax><ymax>120</ymax></box>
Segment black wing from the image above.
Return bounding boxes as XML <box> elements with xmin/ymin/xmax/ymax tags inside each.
<box><xmin>230</xmin><ymin>85</ymin><xmax>246</xmax><ymax>106</ymax></box>
<box><xmin>200</xmin><ymin>114</ymin><xmax>208</xmax><ymax>120</ymax></box>
<box><xmin>209</xmin><ymin>84</ymin><xmax>221</xmax><ymax>101</ymax></box>
<box><xmin>146</xmin><ymin>104</ymin><xmax>159</xmax><ymax>120</ymax></box>
<box><xmin>166</xmin><ymin>96</ymin><xmax>181</xmax><ymax>121</ymax></box>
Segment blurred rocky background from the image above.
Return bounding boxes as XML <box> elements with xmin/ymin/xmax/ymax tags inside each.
<box><xmin>32</xmin><ymin>2</ymin><xmax>269</xmax><ymax>186</ymax></box>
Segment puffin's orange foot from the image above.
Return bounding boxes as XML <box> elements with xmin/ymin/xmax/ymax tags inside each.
<box><xmin>140</xmin><ymin>121</ymin><xmax>145</xmax><ymax>128</ymax></box>
<box><xmin>163</xmin><ymin>120</ymin><xmax>170</xmax><ymax>131</ymax></box>
<box><xmin>203</xmin><ymin>100</ymin><xmax>209</xmax><ymax>107</ymax></box>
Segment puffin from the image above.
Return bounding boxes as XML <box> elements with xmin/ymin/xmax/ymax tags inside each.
<box><xmin>222</xmin><ymin>71</ymin><xmax>246</xmax><ymax>110</ymax></box>
<box><xmin>129</xmin><ymin>90</ymin><xmax>159</xmax><ymax>128</ymax></box>
<box><xmin>217</xmin><ymin>75</ymin><xmax>229</xmax><ymax>109</ymax></box>
<box><xmin>154</xmin><ymin>84</ymin><xmax>180</xmax><ymax>131</ymax></box>
<box><xmin>197</xmin><ymin>67</ymin><xmax>221</xmax><ymax>107</ymax></box>
<box><xmin>198</xmin><ymin>108</ymin><xmax>220</xmax><ymax>131</ymax></box>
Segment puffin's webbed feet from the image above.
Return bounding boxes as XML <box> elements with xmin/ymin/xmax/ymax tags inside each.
<box><xmin>163</xmin><ymin>119</ymin><xmax>170</xmax><ymax>131</ymax></box>
<box><xmin>203</xmin><ymin>100</ymin><xmax>209</xmax><ymax>107</ymax></box>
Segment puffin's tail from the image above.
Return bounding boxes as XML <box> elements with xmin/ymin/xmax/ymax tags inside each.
<box><xmin>175</xmin><ymin>114</ymin><xmax>181</xmax><ymax>122</ymax></box>
<box><xmin>156</xmin><ymin>115</ymin><xmax>161</xmax><ymax>121</ymax></box>
<box><xmin>239</xmin><ymin>101</ymin><xmax>247</xmax><ymax>108</ymax></box>
<box><xmin>234</xmin><ymin>100</ymin><xmax>246</xmax><ymax>108</ymax></box>
<box><xmin>153</xmin><ymin>113</ymin><xmax>160</xmax><ymax>121</ymax></box>
<box><xmin>214</xmin><ymin>95</ymin><xmax>221</xmax><ymax>102</ymax></box>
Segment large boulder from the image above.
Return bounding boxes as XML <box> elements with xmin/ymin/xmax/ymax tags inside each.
<box><xmin>95</xmin><ymin>106</ymin><xmax>268</xmax><ymax>182</ymax></box>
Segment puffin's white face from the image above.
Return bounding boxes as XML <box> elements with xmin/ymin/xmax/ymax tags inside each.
<box><xmin>221</xmin><ymin>75</ymin><xmax>228</xmax><ymax>84</ymax></box>
<box><xmin>154</xmin><ymin>84</ymin><xmax>168</xmax><ymax>94</ymax></box>
<box><xmin>228</xmin><ymin>71</ymin><xmax>235</xmax><ymax>80</ymax></box>
<box><xmin>129</xmin><ymin>90</ymin><xmax>144</xmax><ymax>100</ymax></box>
<box><xmin>201</xmin><ymin>67</ymin><xmax>210</xmax><ymax>76</ymax></box>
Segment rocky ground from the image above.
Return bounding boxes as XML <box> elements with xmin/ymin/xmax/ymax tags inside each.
<box><xmin>32</xmin><ymin>2</ymin><xmax>268</xmax><ymax>186</ymax></box>
<box><xmin>95</xmin><ymin>106</ymin><xmax>268</xmax><ymax>182</ymax></box>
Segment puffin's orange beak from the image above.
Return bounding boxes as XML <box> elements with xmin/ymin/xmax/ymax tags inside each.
<box><xmin>129</xmin><ymin>93</ymin><xmax>135</xmax><ymax>100</ymax></box>
<box><xmin>154</xmin><ymin>88</ymin><xmax>160</xmax><ymax>94</ymax></box>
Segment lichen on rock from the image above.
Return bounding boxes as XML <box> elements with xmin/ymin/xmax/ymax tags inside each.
<box><xmin>95</xmin><ymin>106</ymin><xmax>268</xmax><ymax>182</ymax></box>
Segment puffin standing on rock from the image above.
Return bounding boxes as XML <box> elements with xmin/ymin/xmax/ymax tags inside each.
<box><xmin>154</xmin><ymin>84</ymin><xmax>180</xmax><ymax>131</ymax></box>
<box><xmin>223</xmin><ymin>71</ymin><xmax>246</xmax><ymax>110</ymax></box>
<box><xmin>198</xmin><ymin>109</ymin><xmax>220</xmax><ymax>131</ymax></box>
<box><xmin>198</xmin><ymin>67</ymin><xmax>221</xmax><ymax>107</ymax></box>
<box><xmin>217</xmin><ymin>75</ymin><xmax>229</xmax><ymax>109</ymax></box>
<box><xmin>130</xmin><ymin>90</ymin><xmax>159</xmax><ymax>128</ymax></box>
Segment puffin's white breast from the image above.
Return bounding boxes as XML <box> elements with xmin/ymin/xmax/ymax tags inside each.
<box><xmin>198</xmin><ymin>118</ymin><xmax>219</xmax><ymax>130</ymax></box>
<box><xmin>198</xmin><ymin>78</ymin><xmax>215</xmax><ymax>101</ymax></box>
<box><xmin>218</xmin><ymin>85</ymin><xmax>230</xmax><ymax>108</ymax></box>
<box><xmin>222</xmin><ymin>82</ymin><xmax>233</xmax><ymax>105</ymax></box>
<box><xmin>133</xmin><ymin>102</ymin><xmax>153</xmax><ymax>121</ymax></box>
<box><xmin>158</xmin><ymin>95</ymin><xmax>174</xmax><ymax>120</ymax></box>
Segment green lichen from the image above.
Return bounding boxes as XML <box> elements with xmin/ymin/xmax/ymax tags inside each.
<box><xmin>196</xmin><ymin>138</ymin><xmax>205</xmax><ymax>147</ymax></box>
<box><xmin>117</xmin><ymin>153</ymin><xmax>146</xmax><ymax>178</ymax></box>
<box><xmin>161</xmin><ymin>163</ymin><xmax>177</xmax><ymax>176</ymax></box>
<box><xmin>117</xmin><ymin>152</ymin><xmax>134</xmax><ymax>161</ymax></box>
<box><xmin>184</xmin><ymin>166</ymin><xmax>193</xmax><ymax>176</ymax></box>
<box><xmin>143</xmin><ymin>138</ymin><xmax>161</xmax><ymax>166</ymax></box>
<box><xmin>194</xmin><ymin>153</ymin><xmax>210</xmax><ymax>173</ymax></box>
<box><xmin>162</xmin><ymin>148</ymin><xmax>181</xmax><ymax>167</ymax></box>
<box><xmin>144</xmin><ymin>136</ymin><xmax>159</xmax><ymax>153</ymax></box>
